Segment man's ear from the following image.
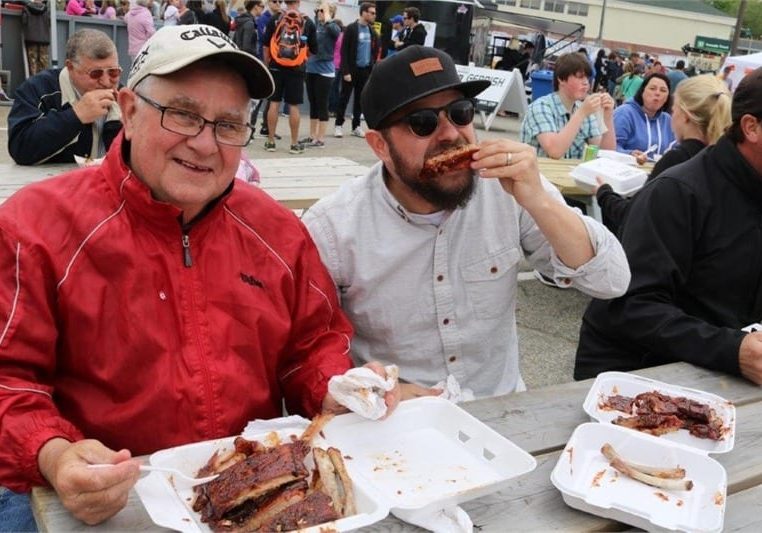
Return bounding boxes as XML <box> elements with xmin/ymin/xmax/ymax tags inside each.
<box><xmin>118</xmin><ymin>89</ymin><xmax>138</xmax><ymax>141</ymax></box>
<box><xmin>740</xmin><ymin>114</ymin><xmax>761</xmax><ymax>144</ymax></box>
<box><xmin>364</xmin><ymin>129</ymin><xmax>390</xmax><ymax>164</ymax></box>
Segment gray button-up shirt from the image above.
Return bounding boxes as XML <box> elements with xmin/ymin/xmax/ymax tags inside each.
<box><xmin>303</xmin><ymin>163</ymin><xmax>630</xmax><ymax>398</ymax></box>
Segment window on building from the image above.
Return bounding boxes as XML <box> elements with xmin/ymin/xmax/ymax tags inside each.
<box><xmin>520</xmin><ymin>0</ymin><xmax>541</xmax><ymax>9</ymax></box>
<box><xmin>497</xmin><ymin>0</ymin><xmax>517</xmax><ymax>5</ymax></box>
<box><xmin>544</xmin><ymin>0</ymin><xmax>566</xmax><ymax>13</ymax></box>
<box><xmin>566</xmin><ymin>1</ymin><xmax>588</xmax><ymax>16</ymax></box>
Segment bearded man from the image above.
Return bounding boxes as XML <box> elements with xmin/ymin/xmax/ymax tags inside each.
<box><xmin>303</xmin><ymin>46</ymin><xmax>630</xmax><ymax>399</ymax></box>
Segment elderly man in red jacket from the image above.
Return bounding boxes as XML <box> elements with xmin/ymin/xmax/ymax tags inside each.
<box><xmin>0</xmin><ymin>24</ymin><xmax>398</xmax><ymax>527</ymax></box>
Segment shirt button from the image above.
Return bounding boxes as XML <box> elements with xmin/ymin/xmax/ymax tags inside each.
<box><xmin>561</xmin><ymin>277</ymin><xmax>571</xmax><ymax>285</ymax></box>
<box><xmin>490</xmin><ymin>266</ymin><xmax>498</xmax><ymax>274</ymax></box>
<box><xmin>439</xmin><ymin>229</ymin><xmax>444</xmax><ymax>235</ymax></box>
<box><xmin>443</xmin><ymin>318</ymin><xmax>450</xmax><ymax>325</ymax></box>
<box><xmin>448</xmin><ymin>355</ymin><xmax>456</xmax><ymax>363</ymax></box>
<box><xmin>437</xmin><ymin>274</ymin><xmax>444</xmax><ymax>282</ymax></box>
<box><xmin>158</xmin><ymin>291</ymin><xmax>167</xmax><ymax>300</ymax></box>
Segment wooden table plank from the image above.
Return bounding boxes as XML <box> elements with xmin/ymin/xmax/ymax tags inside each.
<box><xmin>724</xmin><ymin>484</ymin><xmax>762</xmax><ymax>531</ymax></box>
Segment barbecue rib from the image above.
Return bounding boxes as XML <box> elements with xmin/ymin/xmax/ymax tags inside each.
<box><xmin>216</xmin><ymin>480</ymin><xmax>309</xmax><ymax>532</ymax></box>
<box><xmin>420</xmin><ymin>144</ymin><xmax>479</xmax><ymax>179</ymax></box>
<box><xmin>258</xmin><ymin>490</ymin><xmax>340</xmax><ymax>532</ymax></box>
<box><xmin>194</xmin><ymin>440</ymin><xmax>310</xmax><ymax>522</ymax></box>
<box><xmin>600</xmin><ymin>390</ymin><xmax>729</xmax><ymax>441</ymax></box>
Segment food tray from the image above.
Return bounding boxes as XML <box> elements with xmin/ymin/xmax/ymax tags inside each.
<box><xmin>552</xmin><ymin>423</ymin><xmax>726</xmax><ymax>533</ymax></box>
<box><xmin>135</xmin><ymin>396</ymin><xmax>536</xmax><ymax>532</ymax></box>
<box><xmin>582</xmin><ymin>371</ymin><xmax>736</xmax><ymax>454</ymax></box>
<box><xmin>571</xmin><ymin>158</ymin><xmax>648</xmax><ymax>196</ymax></box>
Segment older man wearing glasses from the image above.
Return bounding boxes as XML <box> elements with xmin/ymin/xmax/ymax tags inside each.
<box><xmin>0</xmin><ymin>25</ymin><xmax>399</xmax><ymax>528</ymax></box>
<box><xmin>303</xmin><ymin>46</ymin><xmax>629</xmax><ymax>400</ymax></box>
<box><xmin>8</xmin><ymin>29</ymin><xmax>123</xmax><ymax>165</ymax></box>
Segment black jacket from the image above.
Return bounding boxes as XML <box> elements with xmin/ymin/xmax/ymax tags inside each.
<box><xmin>8</xmin><ymin>69</ymin><xmax>121</xmax><ymax>165</ymax></box>
<box><xmin>340</xmin><ymin>21</ymin><xmax>380</xmax><ymax>76</ymax></box>
<box><xmin>233</xmin><ymin>12</ymin><xmax>258</xmax><ymax>55</ymax></box>
<box><xmin>575</xmin><ymin>136</ymin><xmax>762</xmax><ymax>380</ymax></box>
<box><xmin>596</xmin><ymin>138</ymin><xmax>707</xmax><ymax>235</ymax></box>
<box><xmin>401</xmin><ymin>23</ymin><xmax>426</xmax><ymax>48</ymax></box>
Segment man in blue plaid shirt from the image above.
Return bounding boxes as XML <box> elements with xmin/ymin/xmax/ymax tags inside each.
<box><xmin>520</xmin><ymin>53</ymin><xmax>616</xmax><ymax>159</ymax></box>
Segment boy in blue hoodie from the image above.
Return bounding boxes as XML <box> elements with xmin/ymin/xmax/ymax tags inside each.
<box><xmin>521</xmin><ymin>52</ymin><xmax>616</xmax><ymax>159</ymax></box>
<box><xmin>613</xmin><ymin>72</ymin><xmax>675</xmax><ymax>162</ymax></box>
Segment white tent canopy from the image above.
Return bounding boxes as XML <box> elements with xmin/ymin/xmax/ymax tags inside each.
<box><xmin>721</xmin><ymin>51</ymin><xmax>762</xmax><ymax>91</ymax></box>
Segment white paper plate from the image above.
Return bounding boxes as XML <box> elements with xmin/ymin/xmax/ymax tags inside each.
<box><xmin>135</xmin><ymin>397</ymin><xmax>536</xmax><ymax>532</ymax></box>
<box><xmin>583</xmin><ymin>372</ymin><xmax>735</xmax><ymax>454</ymax></box>
<box><xmin>551</xmin><ymin>423</ymin><xmax>727</xmax><ymax>533</ymax></box>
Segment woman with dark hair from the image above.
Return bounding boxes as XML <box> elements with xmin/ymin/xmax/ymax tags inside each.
<box><xmin>613</xmin><ymin>71</ymin><xmax>675</xmax><ymax>161</ymax></box>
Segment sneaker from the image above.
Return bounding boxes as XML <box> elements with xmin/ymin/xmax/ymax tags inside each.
<box><xmin>264</xmin><ymin>140</ymin><xmax>276</xmax><ymax>152</ymax></box>
<box><xmin>259</xmin><ymin>126</ymin><xmax>269</xmax><ymax>136</ymax></box>
<box><xmin>334</xmin><ymin>125</ymin><xmax>344</xmax><ymax>138</ymax></box>
<box><xmin>298</xmin><ymin>137</ymin><xmax>313</xmax><ymax>145</ymax></box>
<box><xmin>351</xmin><ymin>126</ymin><xmax>365</xmax><ymax>138</ymax></box>
<box><xmin>289</xmin><ymin>143</ymin><xmax>305</xmax><ymax>154</ymax></box>
<box><xmin>307</xmin><ymin>139</ymin><xmax>325</xmax><ymax>148</ymax></box>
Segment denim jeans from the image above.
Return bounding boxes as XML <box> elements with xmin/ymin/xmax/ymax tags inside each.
<box><xmin>0</xmin><ymin>487</ymin><xmax>37</xmax><ymax>532</ymax></box>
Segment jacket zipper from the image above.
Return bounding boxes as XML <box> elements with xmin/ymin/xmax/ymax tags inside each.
<box><xmin>182</xmin><ymin>234</ymin><xmax>192</xmax><ymax>267</ymax></box>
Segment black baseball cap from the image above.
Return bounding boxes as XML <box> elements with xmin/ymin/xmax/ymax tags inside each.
<box><xmin>361</xmin><ymin>46</ymin><xmax>490</xmax><ymax>130</ymax></box>
<box><xmin>731</xmin><ymin>66</ymin><xmax>762</xmax><ymax>122</ymax></box>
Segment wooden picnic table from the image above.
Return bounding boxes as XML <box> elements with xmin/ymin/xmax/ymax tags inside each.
<box><xmin>31</xmin><ymin>362</ymin><xmax>762</xmax><ymax>531</ymax></box>
<box><xmin>0</xmin><ymin>157</ymin><xmax>368</xmax><ymax>211</ymax></box>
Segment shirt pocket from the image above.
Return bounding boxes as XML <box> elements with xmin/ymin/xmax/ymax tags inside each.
<box><xmin>461</xmin><ymin>247</ymin><xmax>521</xmax><ymax>320</ymax></box>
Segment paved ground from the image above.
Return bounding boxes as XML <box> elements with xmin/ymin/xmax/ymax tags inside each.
<box><xmin>0</xmin><ymin>103</ymin><xmax>590</xmax><ymax>390</ymax></box>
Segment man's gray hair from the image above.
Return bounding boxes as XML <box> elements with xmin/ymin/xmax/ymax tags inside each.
<box><xmin>135</xmin><ymin>0</ymin><xmax>151</xmax><ymax>6</ymax></box>
<box><xmin>66</xmin><ymin>29</ymin><xmax>117</xmax><ymax>62</ymax></box>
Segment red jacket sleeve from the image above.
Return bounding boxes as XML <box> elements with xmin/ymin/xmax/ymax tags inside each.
<box><xmin>0</xmin><ymin>224</ymin><xmax>84</xmax><ymax>492</ymax></box>
<box><xmin>278</xmin><ymin>224</ymin><xmax>353</xmax><ymax>418</ymax></box>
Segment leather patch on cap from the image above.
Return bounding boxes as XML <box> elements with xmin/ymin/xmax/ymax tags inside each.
<box><xmin>410</xmin><ymin>57</ymin><xmax>443</xmax><ymax>77</ymax></box>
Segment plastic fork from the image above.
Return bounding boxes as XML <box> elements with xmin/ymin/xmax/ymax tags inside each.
<box><xmin>87</xmin><ymin>464</ymin><xmax>218</xmax><ymax>487</ymax></box>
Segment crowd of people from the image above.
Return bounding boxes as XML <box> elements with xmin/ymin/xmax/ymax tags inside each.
<box><xmin>2</xmin><ymin>3</ymin><xmax>762</xmax><ymax>531</ymax></box>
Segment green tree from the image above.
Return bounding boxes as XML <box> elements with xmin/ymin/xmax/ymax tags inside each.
<box><xmin>708</xmin><ymin>0</ymin><xmax>762</xmax><ymax>39</ymax></box>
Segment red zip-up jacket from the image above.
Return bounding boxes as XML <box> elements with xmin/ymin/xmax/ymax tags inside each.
<box><xmin>0</xmin><ymin>134</ymin><xmax>353</xmax><ymax>491</ymax></box>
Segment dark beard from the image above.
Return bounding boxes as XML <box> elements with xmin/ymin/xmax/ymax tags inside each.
<box><xmin>385</xmin><ymin>142</ymin><xmax>476</xmax><ymax>211</ymax></box>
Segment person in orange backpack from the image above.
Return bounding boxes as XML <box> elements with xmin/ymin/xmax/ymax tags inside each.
<box><xmin>262</xmin><ymin>0</ymin><xmax>317</xmax><ymax>154</ymax></box>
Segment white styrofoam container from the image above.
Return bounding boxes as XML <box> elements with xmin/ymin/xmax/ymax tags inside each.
<box><xmin>582</xmin><ymin>371</ymin><xmax>736</xmax><ymax>454</ymax></box>
<box><xmin>135</xmin><ymin>397</ymin><xmax>536</xmax><ymax>532</ymax></box>
<box><xmin>551</xmin><ymin>423</ymin><xmax>727</xmax><ymax>533</ymax></box>
<box><xmin>570</xmin><ymin>158</ymin><xmax>648</xmax><ymax>195</ymax></box>
<box><xmin>597</xmin><ymin>150</ymin><xmax>637</xmax><ymax>166</ymax></box>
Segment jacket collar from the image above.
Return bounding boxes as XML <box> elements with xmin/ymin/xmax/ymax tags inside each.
<box><xmin>712</xmin><ymin>136</ymin><xmax>762</xmax><ymax>205</ymax></box>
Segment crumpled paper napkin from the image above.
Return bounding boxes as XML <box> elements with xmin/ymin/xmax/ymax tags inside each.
<box><xmin>393</xmin><ymin>505</ymin><xmax>474</xmax><ymax>533</ymax></box>
<box><xmin>434</xmin><ymin>375</ymin><xmax>475</xmax><ymax>403</ymax></box>
<box><xmin>327</xmin><ymin>364</ymin><xmax>399</xmax><ymax>420</ymax></box>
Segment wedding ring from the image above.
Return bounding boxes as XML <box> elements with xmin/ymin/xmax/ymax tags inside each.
<box><xmin>506</xmin><ymin>152</ymin><xmax>513</xmax><ymax>165</ymax></box>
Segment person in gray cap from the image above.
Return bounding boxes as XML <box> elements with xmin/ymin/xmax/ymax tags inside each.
<box><xmin>576</xmin><ymin>67</ymin><xmax>762</xmax><ymax>385</ymax></box>
<box><xmin>303</xmin><ymin>45</ymin><xmax>629</xmax><ymax>400</ymax></box>
<box><xmin>0</xmin><ymin>24</ymin><xmax>398</xmax><ymax>526</ymax></box>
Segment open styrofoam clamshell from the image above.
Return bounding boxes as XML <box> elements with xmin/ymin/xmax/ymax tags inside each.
<box><xmin>582</xmin><ymin>371</ymin><xmax>736</xmax><ymax>454</ymax></box>
<box><xmin>551</xmin><ymin>423</ymin><xmax>727</xmax><ymax>533</ymax></box>
<box><xmin>135</xmin><ymin>396</ymin><xmax>537</xmax><ymax>532</ymax></box>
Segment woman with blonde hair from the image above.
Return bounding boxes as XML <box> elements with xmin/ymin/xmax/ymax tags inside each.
<box><xmin>596</xmin><ymin>74</ymin><xmax>732</xmax><ymax>235</ymax></box>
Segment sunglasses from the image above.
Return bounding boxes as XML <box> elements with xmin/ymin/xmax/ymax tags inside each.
<box><xmin>85</xmin><ymin>66</ymin><xmax>123</xmax><ymax>80</ymax></box>
<box><xmin>396</xmin><ymin>98</ymin><xmax>476</xmax><ymax>137</ymax></box>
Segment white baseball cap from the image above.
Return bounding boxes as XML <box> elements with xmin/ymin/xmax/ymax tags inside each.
<box><xmin>127</xmin><ymin>25</ymin><xmax>274</xmax><ymax>99</ymax></box>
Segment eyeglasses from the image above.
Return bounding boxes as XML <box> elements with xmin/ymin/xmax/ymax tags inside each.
<box><xmin>394</xmin><ymin>98</ymin><xmax>476</xmax><ymax>137</ymax></box>
<box><xmin>83</xmin><ymin>66</ymin><xmax>122</xmax><ymax>80</ymax></box>
<box><xmin>135</xmin><ymin>93</ymin><xmax>254</xmax><ymax>147</ymax></box>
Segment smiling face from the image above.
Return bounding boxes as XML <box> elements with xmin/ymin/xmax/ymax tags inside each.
<box><xmin>120</xmin><ymin>63</ymin><xmax>250</xmax><ymax>222</ymax></box>
<box><xmin>642</xmin><ymin>77</ymin><xmax>670</xmax><ymax>115</ymax></box>
<box><xmin>367</xmin><ymin>89</ymin><xmax>478</xmax><ymax>213</ymax></box>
